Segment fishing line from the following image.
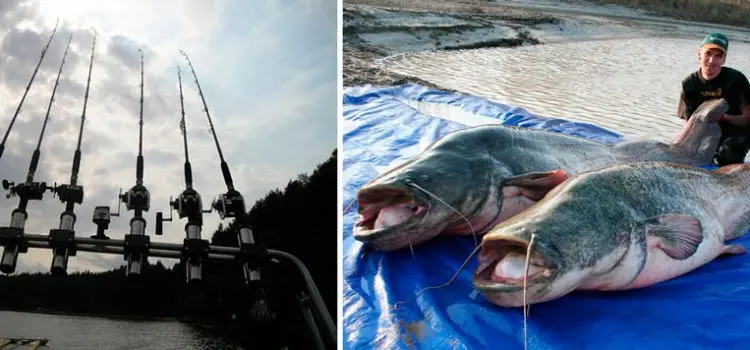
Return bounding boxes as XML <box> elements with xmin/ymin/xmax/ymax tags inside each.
<box><xmin>389</xmin><ymin>178</ymin><xmax>482</xmax><ymax>310</ymax></box>
<box><xmin>391</xmin><ymin>243</ymin><xmax>481</xmax><ymax>312</ymax></box>
<box><xmin>523</xmin><ymin>234</ymin><xmax>538</xmax><ymax>350</ymax></box>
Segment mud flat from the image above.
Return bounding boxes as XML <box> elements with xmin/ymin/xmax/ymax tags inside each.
<box><xmin>343</xmin><ymin>0</ymin><xmax>750</xmax><ymax>89</ymax></box>
<box><xmin>344</xmin><ymin>0</ymin><xmax>555</xmax><ymax>88</ymax></box>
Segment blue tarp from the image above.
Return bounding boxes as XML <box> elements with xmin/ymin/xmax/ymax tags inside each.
<box><xmin>341</xmin><ymin>83</ymin><xmax>750</xmax><ymax>350</ymax></box>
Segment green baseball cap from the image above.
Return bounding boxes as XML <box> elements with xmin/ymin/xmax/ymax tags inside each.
<box><xmin>702</xmin><ymin>32</ymin><xmax>729</xmax><ymax>53</ymax></box>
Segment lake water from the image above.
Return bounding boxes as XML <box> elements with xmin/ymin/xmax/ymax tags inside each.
<box><xmin>0</xmin><ymin>311</ymin><xmax>239</xmax><ymax>350</ymax></box>
<box><xmin>382</xmin><ymin>36</ymin><xmax>750</xmax><ymax>150</ymax></box>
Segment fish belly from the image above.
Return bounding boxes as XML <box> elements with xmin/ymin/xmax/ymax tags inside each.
<box><xmin>622</xmin><ymin>237</ymin><xmax>723</xmax><ymax>290</ymax></box>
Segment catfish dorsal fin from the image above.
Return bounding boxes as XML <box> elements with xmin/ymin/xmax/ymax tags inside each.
<box><xmin>504</xmin><ymin>170</ymin><xmax>569</xmax><ymax>201</ymax></box>
<box><xmin>643</xmin><ymin>213</ymin><xmax>704</xmax><ymax>260</ymax></box>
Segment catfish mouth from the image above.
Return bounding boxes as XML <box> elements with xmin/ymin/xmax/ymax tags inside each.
<box><xmin>352</xmin><ymin>186</ymin><xmax>429</xmax><ymax>241</ymax></box>
<box><xmin>680</xmin><ymin>98</ymin><xmax>728</xmax><ymax>128</ymax></box>
<box><xmin>698</xmin><ymin>98</ymin><xmax>728</xmax><ymax>122</ymax></box>
<box><xmin>473</xmin><ymin>237</ymin><xmax>558</xmax><ymax>292</ymax></box>
<box><xmin>671</xmin><ymin>98</ymin><xmax>728</xmax><ymax>162</ymax></box>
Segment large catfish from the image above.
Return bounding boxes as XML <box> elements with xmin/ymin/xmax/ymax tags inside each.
<box><xmin>353</xmin><ymin>98</ymin><xmax>728</xmax><ymax>252</ymax></box>
<box><xmin>472</xmin><ymin>161</ymin><xmax>749</xmax><ymax>307</ymax></box>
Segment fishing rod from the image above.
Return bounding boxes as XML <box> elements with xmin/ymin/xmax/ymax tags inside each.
<box><xmin>175</xmin><ymin>50</ymin><xmax>279</xmax><ymax>323</ymax></box>
<box><xmin>176</xmin><ymin>49</ymin><xmax>257</xmax><ymax>279</ymax></box>
<box><xmin>46</xmin><ymin>34</ymin><xmax>97</xmax><ymax>276</ymax></box>
<box><xmin>154</xmin><ymin>65</ymin><xmax>213</xmax><ymax>285</ymax></box>
<box><xmin>119</xmin><ymin>48</ymin><xmax>151</xmax><ymax>277</ymax></box>
<box><xmin>94</xmin><ymin>49</ymin><xmax>151</xmax><ymax>278</ymax></box>
<box><xmin>0</xmin><ymin>33</ymin><xmax>74</xmax><ymax>274</ymax></box>
<box><xmin>0</xmin><ymin>18</ymin><xmax>60</xmax><ymax>161</ymax></box>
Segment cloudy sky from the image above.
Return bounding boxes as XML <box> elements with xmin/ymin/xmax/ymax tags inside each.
<box><xmin>0</xmin><ymin>0</ymin><xmax>337</xmax><ymax>274</ymax></box>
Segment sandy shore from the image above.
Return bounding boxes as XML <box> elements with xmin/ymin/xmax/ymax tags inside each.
<box><xmin>343</xmin><ymin>0</ymin><xmax>750</xmax><ymax>89</ymax></box>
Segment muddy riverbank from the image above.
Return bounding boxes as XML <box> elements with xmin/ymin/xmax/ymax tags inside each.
<box><xmin>343</xmin><ymin>0</ymin><xmax>750</xmax><ymax>88</ymax></box>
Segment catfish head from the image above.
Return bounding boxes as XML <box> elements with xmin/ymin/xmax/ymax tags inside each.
<box><xmin>353</xmin><ymin>150</ymin><xmax>488</xmax><ymax>252</ymax></box>
<box><xmin>671</xmin><ymin>98</ymin><xmax>728</xmax><ymax>163</ymax></box>
<box><xmin>353</xmin><ymin>148</ymin><xmax>570</xmax><ymax>252</ymax></box>
<box><xmin>472</xmin><ymin>171</ymin><xmax>639</xmax><ymax>307</ymax></box>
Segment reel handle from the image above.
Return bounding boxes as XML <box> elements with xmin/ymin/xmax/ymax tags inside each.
<box><xmin>155</xmin><ymin>196</ymin><xmax>174</xmax><ymax>236</ymax></box>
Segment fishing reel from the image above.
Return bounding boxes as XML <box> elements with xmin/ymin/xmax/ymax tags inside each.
<box><xmin>209</xmin><ymin>189</ymin><xmax>263</xmax><ymax>285</ymax></box>
<box><xmin>116</xmin><ymin>185</ymin><xmax>151</xmax><ymax>276</ymax></box>
<box><xmin>154</xmin><ymin>190</ymin><xmax>213</xmax><ymax>236</ymax></box>
<box><xmin>50</xmin><ymin>183</ymin><xmax>84</xmax><ymax>204</ymax></box>
<box><xmin>1</xmin><ymin>180</ymin><xmax>49</xmax><ymax>200</ymax></box>
<box><xmin>155</xmin><ymin>190</ymin><xmax>213</xmax><ymax>284</ymax></box>
<box><xmin>120</xmin><ymin>184</ymin><xmax>150</xmax><ymax>212</ymax></box>
<box><xmin>47</xmin><ymin>182</ymin><xmax>84</xmax><ymax>276</ymax></box>
<box><xmin>173</xmin><ymin>188</ymin><xmax>212</xmax><ymax>219</ymax></box>
<box><xmin>211</xmin><ymin>190</ymin><xmax>246</xmax><ymax>219</ymax></box>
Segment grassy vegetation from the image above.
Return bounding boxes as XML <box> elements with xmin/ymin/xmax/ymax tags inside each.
<box><xmin>591</xmin><ymin>0</ymin><xmax>750</xmax><ymax>28</ymax></box>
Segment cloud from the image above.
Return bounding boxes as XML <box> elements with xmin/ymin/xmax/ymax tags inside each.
<box><xmin>0</xmin><ymin>0</ymin><xmax>336</xmax><ymax>275</ymax></box>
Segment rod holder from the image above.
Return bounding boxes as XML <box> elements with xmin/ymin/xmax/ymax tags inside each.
<box><xmin>0</xmin><ymin>226</ymin><xmax>27</xmax><ymax>274</ymax></box>
<box><xmin>123</xmin><ymin>216</ymin><xmax>149</xmax><ymax>277</ymax></box>
<box><xmin>181</xmin><ymin>235</ymin><xmax>209</xmax><ymax>285</ymax></box>
<box><xmin>48</xmin><ymin>227</ymin><xmax>77</xmax><ymax>276</ymax></box>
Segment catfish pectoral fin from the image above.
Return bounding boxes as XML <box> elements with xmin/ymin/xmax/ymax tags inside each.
<box><xmin>643</xmin><ymin>213</ymin><xmax>704</xmax><ymax>260</ymax></box>
<box><xmin>504</xmin><ymin>169</ymin><xmax>570</xmax><ymax>200</ymax></box>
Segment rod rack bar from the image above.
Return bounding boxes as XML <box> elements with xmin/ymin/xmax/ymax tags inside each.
<box><xmin>2</xmin><ymin>233</ymin><xmax>335</xmax><ymax>346</ymax></box>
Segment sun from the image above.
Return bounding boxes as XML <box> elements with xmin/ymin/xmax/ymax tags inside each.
<box><xmin>35</xmin><ymin>0</ymin><xmax>116</xmax><ymax>28</ymax></box>
<box><xmin>31</xmin><ymin>0</ymin><xmax>158</xmax><ymax>42</ymax></box>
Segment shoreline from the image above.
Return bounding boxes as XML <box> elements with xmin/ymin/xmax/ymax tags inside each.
<box><xmin>0</xmin><ymin>308</ymin><xmax>182</xmax><ymax>322</ymax></box>
<box><xmin>343</xmin><ymin>0</ymin><xmax>750</xmax><ymax>89</ymax></box>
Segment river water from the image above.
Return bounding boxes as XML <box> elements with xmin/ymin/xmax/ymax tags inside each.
<box><xmin>0</xmin><ymin>311</ymin><xmax>238</xmax><ymax>350</ymax></box>
<box><xmin>382</xmin><ymin>36</ymin><xmax>750</xmax><ymax>148</ymax></box>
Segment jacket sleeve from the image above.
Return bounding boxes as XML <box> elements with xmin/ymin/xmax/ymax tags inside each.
<box><xmin>734</xmin><ymin>72</ymin><xmax>750</xmax><ymax>133</ymax></box>
<box><xmin>737</xmin><ymin>72</ymin><xmax>750</xmax><ymax>106</ymax></box>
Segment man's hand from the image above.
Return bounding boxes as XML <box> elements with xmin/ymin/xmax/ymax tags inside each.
<box><xmin>719</xmin><ymin>113</ymin><xmax>749</xmax><ymax>127</ymax></box>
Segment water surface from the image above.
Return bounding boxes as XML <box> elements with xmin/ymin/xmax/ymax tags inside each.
<box><xmin>0</xmin><ymin>310</ymin><xmax>238</xmax><ymax>350</ymax></box>
<box><xmin>383</xmin><ymin>36</ymin><xmax>750</xmax><ymax>147</ymax></box>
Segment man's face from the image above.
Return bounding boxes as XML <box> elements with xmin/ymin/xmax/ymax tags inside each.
<box><xmin>698</xmin><ymin>47</ymin><xmax>726</xmax><ymax>80</ymax></box>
